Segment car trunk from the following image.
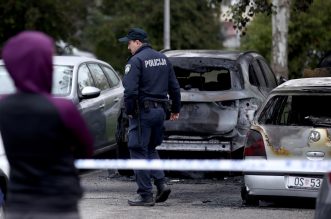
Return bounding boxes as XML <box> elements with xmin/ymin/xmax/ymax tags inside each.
<box><xmin>158</xmin><ymin>90</ymin><xmax>257</xmax><ymax>152</ymax></box>
<box><xmin>259</xmin><ymin>93</ymin><xmax>331</xmax><ymax>161</ymax></box>
<box><xmin>262</xmin><ymin>126</ymin><xmax>331</xmax><ymax>160</ymax></box>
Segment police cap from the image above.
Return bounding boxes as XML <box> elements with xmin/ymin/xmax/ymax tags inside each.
<box><xmin>118</xmin><ymin>28</ymin><xmax>148</xmax><ymax>43</ymax></box>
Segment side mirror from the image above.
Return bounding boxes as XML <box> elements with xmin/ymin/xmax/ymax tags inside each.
<box><xmin>81</xmin><ymin>86</ymin><xmax>101</xmax><ymax>99</ymax></box>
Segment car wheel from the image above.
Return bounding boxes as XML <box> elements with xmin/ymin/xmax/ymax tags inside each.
<box><xmin>0</xmin><ymin>188</ymin><xmax>5</xmax><ymax>219</ymax></box>
<box><xmin>0</xmin><ymin>206</ymin><xmax>4</xmax><ymax>219</ymax></box>
<box><xmin>241</xmin><ymin>185</ymin><xmax>259</xmax><ymax>206</ymax></box>
<box><xmin>116</xmin><ymin>141</ymin><xmax>134</xmax><ymax>177</ymax></box>
<box><xmin>116</xmin><ymin>110</ymin><xmax>134</xmax><ymax>177</ymax></box>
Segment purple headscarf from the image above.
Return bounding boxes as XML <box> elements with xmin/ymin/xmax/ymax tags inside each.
<box><xmin>2</xmin><ymin>31</ymin><xmax>54</xmax><ymax>94</ymax></box>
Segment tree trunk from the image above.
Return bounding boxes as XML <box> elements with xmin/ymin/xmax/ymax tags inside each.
<box><xmin>163</xmin><ymin>0</ymin><xmax>171</xmax><ymax>50</ymax></box>
<box><xmin>272</xmin><ymin>0</ymin><xmax>290</xmax><ymax>79</ymax></box>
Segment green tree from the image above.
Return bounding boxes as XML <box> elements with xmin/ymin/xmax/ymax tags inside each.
<box><xmin>222</xmin><ymin>0</ymin><xmax>313</xmax><ymax>36</ymax></box>
<box><xmin>240</xmin><ymin>14</ymin><xmax>272</xmax><ymax>62</ymax></box>
<box><xmin>78</xmin><ymin>0</ymin><xmax>222</xmax><ymax>74</ymax></box>
<box><xmin>0</xmin><ymin>0</ymin><xmax>92</xmax><ymax>48</ymax></box>
<box><xmin>288</xmin><ymin>0</ymin><xmax>331</xmax><ymax>78</ymax></box>
<box><xmin>240</xmin><ymin>0</ymin><xmax>331</xmax><ymax>79</ymax></box>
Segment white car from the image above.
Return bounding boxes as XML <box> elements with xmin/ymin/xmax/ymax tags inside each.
<box><xmin>242</xmin><ymin>77</ymin><xmax>331</xmax><ymax>205</ymax></box>
<box><xmin>0</xmin><ymin>134</ymin><xmax>9</xmax><ymax>217</ymax></box>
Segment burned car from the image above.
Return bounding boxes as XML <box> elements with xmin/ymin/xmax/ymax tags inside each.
<box><xmin>157</xmin><ymin>50</ymin><xmax>278</xmax><ymax>158</ymax></box>
<box><xmin>116</xmin><ymin>50</ymin><xmax>279</xmax><ymax>166</ymax></box>
<box><xmin>242</xmin><ymin>77</ymin><xmax>331</xmax><ymax>205</ymax></box>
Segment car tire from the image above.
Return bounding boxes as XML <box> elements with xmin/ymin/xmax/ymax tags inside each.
<box><xmin>116</xmin><ymin>141</ymin><xmax>134</xmax><ymax>177</ymax></box>
<box><xmin>0</xmin><ymin>206</ymin><xmax>4</xmax><ymax>219</ymax></box>
<box><xmin>116</xmin><ymin>109</ymin><xmax>134</xmax><ymax>177</ymax></box>
<box><xmin>241</xmin><ymin>185</ymin><xmax>259</xmax><ymax>206</ymax></box>
<box><xmin>0</xmin><ymin>187</ymin><xmax>5</xmax><ymax>219</ymax></box>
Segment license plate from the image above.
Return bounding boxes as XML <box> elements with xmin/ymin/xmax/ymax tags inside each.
<box><xmin>287</xmin><ymin>176</ymin><xmax>323</xmax><ymax>189</ymax></box>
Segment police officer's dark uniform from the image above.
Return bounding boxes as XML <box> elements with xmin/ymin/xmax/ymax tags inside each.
<box><xmin>119</xmin><ymin>28</ymin><xmax>181</xmax><ymax>206</ymax></box>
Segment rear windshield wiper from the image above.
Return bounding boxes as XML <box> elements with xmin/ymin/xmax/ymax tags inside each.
<box><xmin>304</xmin><ymin>116</ymin><xmax>331</xmax><ymax>127</ymax></box>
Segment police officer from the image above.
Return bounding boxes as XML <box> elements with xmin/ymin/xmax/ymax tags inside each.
<box><xmin>118</xmin><ymin>27</ymin><xmax>181</xmax><ymax>206</ymax></box>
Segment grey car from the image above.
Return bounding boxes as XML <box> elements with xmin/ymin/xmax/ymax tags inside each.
<box><xmin>242</xmin><ymin>77</ymin><xmax>331</xmax><ymax>205</ymax></box>
<box><xmin>158</xmin><ymin>50</ymin><xmax>279</xmax><ymax>158</ymax></box>
<box><xmin>0</xmin><ymin>56</ymin><xmax>124</xmax><ymax>155</ymax></box>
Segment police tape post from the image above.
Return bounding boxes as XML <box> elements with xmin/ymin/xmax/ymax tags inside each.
<box><xmin>74</xmin><ymin>159</ymin><xmax>331</xmax><ymax>174</ymax></box>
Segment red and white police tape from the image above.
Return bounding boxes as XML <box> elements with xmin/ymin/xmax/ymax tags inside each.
<box><xmin>74</xmin><ymin>159</ymin><xmax>331</xmax><ymax>174</ymax></box>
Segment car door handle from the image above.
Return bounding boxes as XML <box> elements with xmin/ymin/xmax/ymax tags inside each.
<box><xmin>98</xmin><ymin>103</ymin><xmax>105</xmax><ymax>109</ymax></box>
<box><xmin>114</xmin><ymin>97</ymin><xmax>120</xmax><ymax>102</ymax></box>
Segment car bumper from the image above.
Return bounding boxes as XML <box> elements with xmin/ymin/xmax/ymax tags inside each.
<box><xmin>156</xmin><ymin>140</ymin><xmax>231</xmax><ymax>152</ymax></box>
<box><xmin>245</xmin><ymin>175</ymin><xmax>321</xmax><ymax>198</ymax></box>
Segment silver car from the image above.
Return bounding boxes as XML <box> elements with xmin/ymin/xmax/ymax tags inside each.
<box><xmin>0</xmin><ymin>56</ymin><xmax>124</xmax><ymax>155</ymax></box>
<box><xmin>242</xmin><ymin>77</ymin><xmax>331</xmax><ymax>205</ymax></box>
<box><xmin>159</xmin><ymin>50</ymin><xmax>279</xmax><ymax>158</ymax></box>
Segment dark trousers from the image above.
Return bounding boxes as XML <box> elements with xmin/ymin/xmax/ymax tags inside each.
<box><xmin>128</xmin><ymin>106</ymin><xmax>166</xmax><ymax>198</ymax></box>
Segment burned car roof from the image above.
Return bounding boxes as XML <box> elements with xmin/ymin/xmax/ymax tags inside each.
<box><xmin>163</xmin><ymin>50</ymin><xmax>243</xmax><ymax>60</ymax></box>
<box><xmin>275</xmin><ymin>77</ymin><xmax>331</xmax><ymax>91</ymax></box>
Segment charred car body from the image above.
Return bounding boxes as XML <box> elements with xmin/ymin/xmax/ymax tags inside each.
<box><xmin>157</xmin><ymin>50</ymin><xmax>278</xmax><ymax>158</ymax></box>
<box><xmin>116</xmin><ymin>50</ymin><xmax>279</xmax><ymax>164</ymax></box>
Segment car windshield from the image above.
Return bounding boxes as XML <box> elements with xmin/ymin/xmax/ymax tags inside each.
<box><xmin>52</xmin><ymin>65</ymin><xmax>73</xmax><ymax>96</ymax></box>
<box><xmin>0</xmin><ymin>65</ymin><xmax>16</xmax><ymax>94</ymax></box>
<box><xmin>0</xmin><ymin>65</ymin><xmax>73</xmax><ymax>96</ymax></box>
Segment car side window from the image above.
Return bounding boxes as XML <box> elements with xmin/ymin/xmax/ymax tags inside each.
<box><xmin>77</xmin><ymin>64</ymin><xmax>95</xmax><ymax>92</ymax></box>
<box><xmin>248</xmin><ymin>64</ymin><xmax>259</xmax><ymax>87</ymax></box>
<box><xmin>258</xmin><ymin>96</ymin><xmax>288</xmax><ymax>125</ymax></box>
<box><xmin>101</xmin><ymin>65</ymin><xmax>120</xmax><ymax>87</ymax></box>
<box><xmin>87</xmin><ymin>63</ymin><xmax>110</xmax><ymax>91</ymax></box>
<box><xmin>279</xmin><ymin>96</ymin><xmax>292</xmax><ymax>125</ymax></box>
<box><xmin>251</xmin><ymin>60</ymin><xmax>267</xmax><ymax>88</ymax></box>
<box><xmin>257</xmin><ymin>59</ymin><xmax>278</xmax><ymax>88</ymax></box>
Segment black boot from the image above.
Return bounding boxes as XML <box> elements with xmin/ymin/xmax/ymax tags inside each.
<box><xmin>128</xmin><ymin>195</ymin><xmax>155</xmax><ymax>206</ymax></box>
<box><xmin>155</xmin><ymin>184</ymin><xmax>171</xmax><ymax>203</ymax></box>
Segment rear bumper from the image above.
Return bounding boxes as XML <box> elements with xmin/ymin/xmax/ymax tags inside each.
<box><xmin>244</xmin><ymin>175</ymin><xmax>322</xmax><ymax>198</ymax></box>
<box><xmin>156</xmin><ymin>140</ymin><xmax>231</xmax><ymax>152</ymax></box>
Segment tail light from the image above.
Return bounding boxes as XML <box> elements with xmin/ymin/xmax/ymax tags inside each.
<box><xmin>244</xmin><ymin>130</ymin><xmax>266</xmax><ymax>158</ymax></box>
<box><xmin>328</xmin><ymin>172</ymin><xmax>331</xmax><ymax>184</ymax></box>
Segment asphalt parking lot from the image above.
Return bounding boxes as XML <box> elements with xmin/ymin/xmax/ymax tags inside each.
<box><xmin>79</xmin><ymin>170</ymin><xmax>315</xmax><ymax>219</ymax></box>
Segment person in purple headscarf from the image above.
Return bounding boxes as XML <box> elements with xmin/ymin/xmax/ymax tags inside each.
<box><xmin>0</xmin><ymin>31</ymin><xmax>93</xmax><ymax>219</ymax></box>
